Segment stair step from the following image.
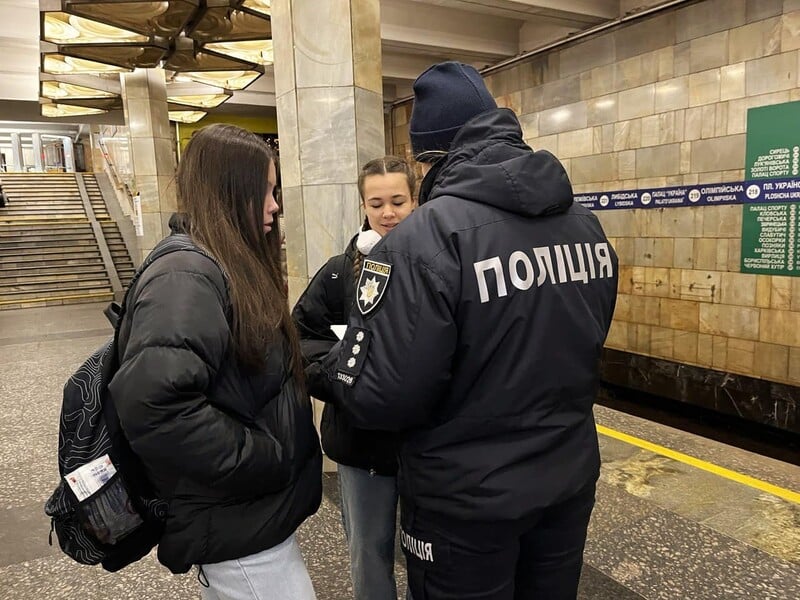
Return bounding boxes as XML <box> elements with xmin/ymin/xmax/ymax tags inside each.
<box><xmin>0</xmin><ymin>274</ymin><xmax>110</xmax><ymax>287</ymax></box>
<box><xmin>0</xmin><ymin>239</ymin><xmax>99</xmax><ymax>250</ymax></box>
<box><xmin>0</xmin><ymin>250</ymin><xmax>103</xmax><ymax>264</ymax></box>
<box><xmin>0</xmin><ymin>278</ymin><xmax>110</xmax><ymax>293</ymax></box>
<box><xmin>0</xmin><ymin>264</ymin><xmax>108</xmax><ymax>277</ymax></box>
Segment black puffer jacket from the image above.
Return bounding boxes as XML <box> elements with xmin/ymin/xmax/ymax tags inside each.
<box><xmin>109</xmin><ymin>234</ymin><xmax>322</xmax><ymax>574</ymax></box>
<box><xmin>292</xmin><ymin>236</ymin><xmax>398</xmax><ymax>476</ymax></box>
<box><xmin>318</xmin><ymin>108</ymin><xmax>618</xmax><ymax>522</ymax></box>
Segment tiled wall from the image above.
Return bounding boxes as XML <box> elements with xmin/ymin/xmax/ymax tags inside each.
<box><xmin>390</xmin><ymin>0</ymin><xmax>800</xmax><ymax>387</ymax></box>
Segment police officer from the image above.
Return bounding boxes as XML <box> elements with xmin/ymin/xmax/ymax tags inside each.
<box><xmin>312</xmin><ymin>61</ymin><xmax>618</xmax><ymax>599</ymax></box>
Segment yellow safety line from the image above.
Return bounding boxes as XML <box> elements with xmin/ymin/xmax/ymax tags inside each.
<box><xmin>596</xmin><ymin>424</ymin><xmax>800</xmax><ymax>505</ymax></box>
<box><xmin>0</xmin><ymin>291</ymin><xmax>112</xmax><ymax>306</ymax></box>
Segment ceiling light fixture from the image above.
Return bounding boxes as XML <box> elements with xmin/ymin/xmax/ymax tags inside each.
<box><xmin>41</xmin><ymin>102</ymin><xmax>107</xmax><ymax>117</ymax></box>
<box><xmin>204</xmin><ymin>39</ymin><xmax>273</xmax><ymax>65</ymax></box>
<box><xmin>42</xmin><ymin>53</ymin><xmax>131</xmax><ymax>74</ymax></box>
<box><xmin>168</xmin><ymin>110</ymin><xmax>207</xmax><ymax>123</ymax></box>
<box><xmin>43</xmin><ymin>12</ymin><xmax>148</xmax><ymax>44</ymax></box>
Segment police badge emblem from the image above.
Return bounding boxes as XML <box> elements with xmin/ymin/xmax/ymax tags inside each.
<box><xmin>357</xmin><ymin>259</ymin><xmax>392</xmax><ymax>315</ymax></box>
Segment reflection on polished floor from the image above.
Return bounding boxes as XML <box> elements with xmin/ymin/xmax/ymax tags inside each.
<box><xmin>0</xmin><ymin>304</ymin><xmax>797</xmax><ymax>599</ymax></box>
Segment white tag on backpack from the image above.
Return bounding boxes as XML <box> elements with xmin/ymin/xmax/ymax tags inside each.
<box><xmin>64</xmin><ymin>455</ymin><xmax>117</xmax><ymax>502</ymax></box>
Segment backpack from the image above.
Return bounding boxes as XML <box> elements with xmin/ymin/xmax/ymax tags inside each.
<box><xmin>44</xmin><ymin>235</ymin><xmax>222</xmax><ymax>572</ymax></box>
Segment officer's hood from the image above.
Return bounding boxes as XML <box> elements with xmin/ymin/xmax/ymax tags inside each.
<box><xmin>421</xmin><ymin>108</ymin><xmax>573</xmax><ymax>217</ymax></box>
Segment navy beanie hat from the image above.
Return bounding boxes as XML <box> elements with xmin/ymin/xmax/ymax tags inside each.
<box><xmin>409</xmin><ymin>61</ymin><xmax>497</xmax><ymax>159</ymax></box>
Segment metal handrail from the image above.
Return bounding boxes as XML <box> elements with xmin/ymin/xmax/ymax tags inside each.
<box><xmin>96</xmin><ymin>134</ymin><xmax>136</xmax><ymax>214</ymax></box>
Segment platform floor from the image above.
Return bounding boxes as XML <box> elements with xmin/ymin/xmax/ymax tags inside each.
<box><xmin>1</xmin><ymin>303</ymin><xmax>798</xmax><ymax>599</ymax></box>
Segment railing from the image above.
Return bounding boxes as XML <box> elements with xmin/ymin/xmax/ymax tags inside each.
<box><xmin>95</xmin><ymin>133</ymin><xmax>136</xmax><ymax>218</ymax></box>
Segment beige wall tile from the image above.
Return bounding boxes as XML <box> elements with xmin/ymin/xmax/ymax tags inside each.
<box><xmin>690</xmin><ymin>31</ymin><xmax>730</xmax><ymax>72</ymax></box>
<box><xmin>634</xmin><ymin>324</ymin><xmax>652</xmax><ymax>354</ymax></box>
<box><xmin>614</xmin><ymin>237</ymin><xmax>635</xmax><ymax>265</ymax></box>
<box><xmin>792</xmin><ymin>278</ymin><xmax>800</xmax><ymax>311</ymax></box>
<box><xmin>616</xmin><ymin>12</ymin><xmax>677</xmax><ymax>60</ymax></box>
<box><xmin>676</xmin><ymin>0</ymin><xmax>746</xmax><ymax>43</ymax></box>
<box><xmin>641</xmin><ymin>115</ymin><xmax>661</xmax><ymax>147</ymax></box>
<box><xmin>720</xmin><ymin>272</ymin><xmax>757</xmax><ymax>306</ymax></box>
<box><xmin>587</xmin><ymin>94</ymin><xmax>619</xmax><ymax>126</ymax></box>
<box><xmin>694</xmin><ymin>239</ymin><xmax>717</xmax><ymax>270</ymax></box>
<box><xmin>712</xmin><ymin>335</ymin><xmax>728</xmax><ymax>369</ymax></box>
<box><xmin>634</xmin><ymin>237</ymin><xmax>656</xmax><ymax>267</ymax></box>
<box><xmin>753</xmin><ymin>342</ymin><xmax>790</xmax><ymax>380</ymax></box>
<box><xmin>661</xmin><ymin>298</ymin><xmax>701</xmax><ymax>330</ymax></box>
<box><xmin>619</xmin><ymin>85</ymin><xmax>656</xmax><ymax>120</ymax></box>
<box><xmin>756</xmin><ymin>275</ymin><xmax>772</xmax><ymax>307</ymax></box>
<box><xmin>727</xmin><ymin>337</ymin><xmax>756</xmax><ymax>373</ymax></box>
<box><xmin>591</xmin><ymin>63</ymin><xmax>615</xmax><ymax>97</ymax></box>
<box><xmin>701</xmin><ymin>104</ymin><xmax>718</xmax><ymax>138</ymax></box>
<box><xmin>636</xmin><ymin>144</ymin><xmax>681</xmax><ymax>177</ymax></box>
<box><xmin>606</xmin><ymin>320</ymin><xmax>629</xmax><ymax>349</ymax></box>
<box><xmin>721</xmin><ymin>63</ymin><xmax>747</xmax><ymax>100</ymax></box>
<box><xmin>655</xmin><ymin>76</ymin><xmax>690</xmax><ymax>112</ymax></box>
<box><xmin>680</xmin><ymin>141</ymin><xmax>693</xmax><ymax>173</ymax></box>
<box><xmin>682</xmin><ymin>269</ymin><xmax>723</xmax><ymax>303</ymax></box>
<box><xmin>674</xmin><ymin>237</ymin><xmax>696</xmax><ymax>268</ymax></box>
<box><xmin>684</xmin><ymin>106</ymin><xmax>704</xmax><ymax>140</ymax></box>
<box><xmin>662</xmin><ymin>207</ymin><xmax>702</xmax><ymax>237</ymax></box>
<box><xmin>782</xmin><ymin>10</ymin><xmax>800</xmax><ymax>52</ymax></box>
<box><xmin>596</xmin><ymin>210</ymin><xmax>635</xmax><ymax>237</ymax></box>
<box><xmin>557</xmin><ymin>128</ymin><xmax>594</xmax><ymax>158</ymax></box>
<box><xmin>560</xmin><ymin>35</ymin><xmax>616</xmax><ymax>77</ymax></box>
<box><xmin>674</xmin><ymin>41</ymin><xmax>691</xmax><ymax>76</ymax></box>
<box><xmin>668</xmin><ymin>268</ymin><xmax>683</xmax><ymax>298</ymax></box>
<box><xmin>729</xmin><ymin>98</ymin><xmax>750</xmax><ymax>135</ymax></box>
<box><xmin>691</xmin><ymin>135</ymin><xmax>747</xmax><ymax>173</ymax></box>
<box><xmin>746</xmin><ymin>51</ymin><xmax>798</xmax><ymax>95</ymax></box>
<box><xmin>702</xmin><ymin>205</ymin><xmax>744</xmax><ymax>238</ymax></box>
<box><xmin>769</xmin><ymin>276</ymin><xmax>793</xmax><ymax>309</ymax></box>
<box><xmin>650</xmin><ymin>326</ymin><xmax>675</xmax><ymax>358</ymax></box>
<box><xmin>689</xmin><ymin>69</ymin><xmax>722</xmax><ymax>106</ymax></box>
<box><xmin>657</xmin><ymin>47</ymin><xmax>675</xmax><ymax>81</ymax></box>
<box><xmin>615</xmin><ymin>56</ymin><xmax>645</xmax><ymax>90</ymax></box>
<box><xmin>519</xmin><ymin>112</ymin><xmax>539</xmax><ymax>139</ymax></box>
<box><xmin>570</xmin><ymin>153</ymin><xmax>618</xmax><ymax>184</ymax></box>
<box><xmin>532</xmin><ymin>134</ymin><xmax>558</xmax><ymax>155</ymax></box>
<box><xmin>746</xmin><ymin>0</ymin><xmax>783</xmax><ymax>22</ymax></box>
<box><xmin>759</xmin><ymin>309</ymin><xmax>800</xmax><ymax>345</ymax></box>
<box><xmin>729</xmin><ymin>17</ymin><xmax>783</xmax><ymax>63</ymax></box>
<box><xmin>644</xmin><ymin>267</ymin><xmax>671</xmax><ymax>297</ymax></box>
<box><xmin>631</xmin><ymin>295</ymin><xmax>662</xmax><ymax>325</ymax></box>
<box><xmin>715</xmin><ymin>239</ymin><xmax>732</xmax><ymax>271</ymax></box>
<box><xmin>788</xmin><ymin>346</ymin><xmax>800</xmax><ymax>385</ymax></box>
<box><xmin>618</xmin><ymin>150</ymin><xmax>637</xmax><ymax>179</ymax></box>
<box><xmin>614</xmin><ymin>293</ymin><xmax>632</xmax><ymax>322</ymax></box>
<box><xmin>538</xmin><ymin>76</ymin><xmax>583</xmax><ymax>111</ymax></box>
<box><xmin>600</xmin><ymin>123</ymin><xmax>615</xmax><ymax>154</ymax></box>
<box><xmin>539</xmin><ymin>101</ymin><xmax>588</xmax><ymax>135</ymax></box>
<box><xmin>714</xmin><ymin>103</ymin><xmax>729</xmax><ymax>137</ymax></box>
<box><xmin>618</xmin><ymin>265</ymin><xmax>635</xmax><ymax>295</ymax></box>
<box><xmin>697</xmin><ymin>333</ymin><xmax>714</xmax><ymax>365</ymax></box>
<box><xmin>674</xmin><ymin>330</ymin><xmax>699</xmax><ymax>362</ymax></box>
<box><xmin>613</xmin><ymin>119</ymin><xmax>642</xmax><ymax>151</ymax></box>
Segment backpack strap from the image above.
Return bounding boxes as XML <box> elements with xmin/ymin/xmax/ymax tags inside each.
<box><xmin>106</xmin><ymin>235</ymin><xmax>226</xmax><ymax>338</ymax></box>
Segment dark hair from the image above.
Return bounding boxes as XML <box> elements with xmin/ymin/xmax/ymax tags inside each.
<box><xmin>357</xmin><ymin>155</ymin><xmax>416</xmax><ymax>203</ymax></box>
<box><xmin>177</xmin><ymin>124</ymin><xmax>303</xmax><ymax>381</ymax></box>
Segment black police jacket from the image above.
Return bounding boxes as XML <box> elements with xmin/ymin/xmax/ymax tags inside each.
<box><xmin>109</xmin><ymin>234</ymin><xmax>322</xmax><ymax>573</ymax></box>
<box><xmin>292</xmin><ymin>236</ymin><xmax>398</xmax><ymax>476</ymax></box>
<box><xmin>317</xmin><ymin>108</ymin><xmax>618</xmax><ymax>522</ymax></box>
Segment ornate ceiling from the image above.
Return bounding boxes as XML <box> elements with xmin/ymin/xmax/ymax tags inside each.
<box><xmin>38</xmin><ymin>0</ymin><xmax>272</xmax><ymax>121</ymax></box>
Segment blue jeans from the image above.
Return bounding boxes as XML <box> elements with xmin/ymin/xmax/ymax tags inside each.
<box><xmin>339</xmin><ymin>464</ymin><xmax>399</xmax><ymax>600</ymax></box>
<box><xmin>199</xmin><ymin>534</ymin><xmax>316</xmax><ymax>600</ymax></box>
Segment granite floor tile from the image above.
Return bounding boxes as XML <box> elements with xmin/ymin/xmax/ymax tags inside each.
<box><xmin>595</xmin><ymin>405</ymin><xmax>800</xmax><ymax>491</ymax></box>
<box><xmin>0</xmin><ymin>502</ymin><xmax>61</xmax><ymax>567</ymax></box>
<box><xmin>578</xmin><ymin>565</ymin><xmax>645</xmax><ymax>599</ymax></box>
<box><xmin>587</xmin><ymin>510</ymin><xmax>787</xmax><ymax>600</ymax></box>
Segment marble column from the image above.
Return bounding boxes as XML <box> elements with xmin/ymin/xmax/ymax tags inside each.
<box><xmin>10</xmin><ymin>133</ymin><xmax>23</xmax><ymax>172</ymax></box>
<box><xmin>272</xmin><ymin>0</ymin><xmax>385</xmax><ymax>308</ymax></box>
<box><xmin>62</xmin><ymin>137</ymin><xmax>76</xmax><ymax>173</ymax></box>
<box><xmin>32</xmin><ymin>134</ymin><xmax>44</xmax><ymax>172</ymax></box>
<box><xmin>120</xmin><ymin>68</ymin><xmax>177</xmax><ymax>262</ymax></box>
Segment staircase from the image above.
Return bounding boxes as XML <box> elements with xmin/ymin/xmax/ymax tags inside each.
<box><xmin>0</xmin><ymin>173</ymin><xmax>136</xmax><ymax>310</ymax></box>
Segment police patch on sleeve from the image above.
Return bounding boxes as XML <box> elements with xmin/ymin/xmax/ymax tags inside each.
<box><xmin>335</xmin><ymin>327</ymin><xmax>372</xmax><ymax>387</ymax></box>
<box><xmin>357</xmin><ymin>259</ymin><xmax>392</xmax><ymax>316</ymax></box>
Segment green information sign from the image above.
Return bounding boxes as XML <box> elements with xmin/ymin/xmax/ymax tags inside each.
<box><xmin>741</xmin><ymin>101</ymin><xmax>800</xmax><ymax>276</ymax></box>
<box><xmin>741</xmin><ymin>203</ymin><xmax>798</xmax><ymax>274</ymax></box>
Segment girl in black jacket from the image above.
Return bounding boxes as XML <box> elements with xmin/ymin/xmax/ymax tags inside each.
<box><xmin>292</xmin><ymin>156</ymin><xmax>416</xmax><ymax>600</ymax></box>
<box><xmin>109</xmin><ymin>124</ymin><xmax>322</xmax><ymax>599</ymax></box>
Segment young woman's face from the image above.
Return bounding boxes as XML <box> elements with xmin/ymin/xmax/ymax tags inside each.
<box><xmin>263</xmin><ymin>159</ymin><xmax>279</xmax><ymax>234</ymax></box>
<box><xmin>362</xmin><ymin>172</ymin><xmax>416</xmax><ymax>237</ymax></box>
